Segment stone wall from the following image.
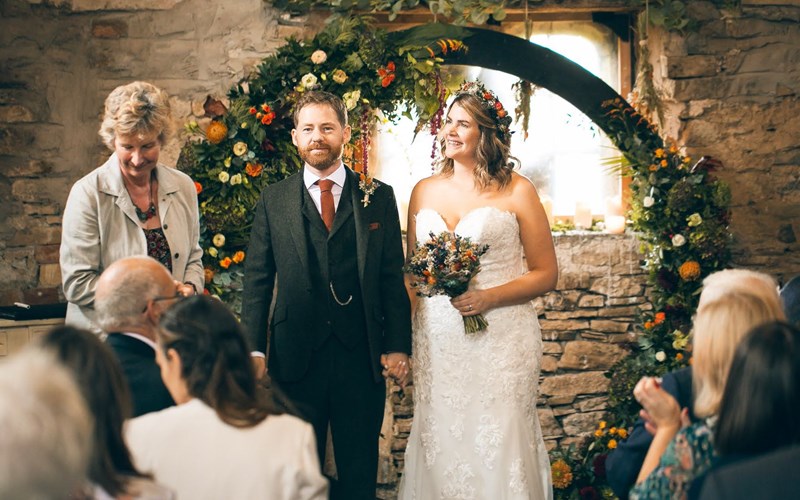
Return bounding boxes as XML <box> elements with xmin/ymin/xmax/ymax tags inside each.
<box><xmin>1</xmin><ymin>0</ymin><xmax>799</xmax><ymax>497</ymax></box>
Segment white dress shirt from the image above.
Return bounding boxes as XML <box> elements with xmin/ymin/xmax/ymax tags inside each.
<box><xmin>303</xmin><ymin>163</ymin><xmax>346</xmax><ymax>214</ymax></box>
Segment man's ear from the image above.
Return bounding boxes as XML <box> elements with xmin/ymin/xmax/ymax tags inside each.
<box><xmin>291</xmin><ymin>128</ymin><xmax>298</xmax><ymax>146</ymax></box>
<box><xmin>343</xmin><ymin>124</ymin><xmax>352</xmax><ymax>143</ymax></box>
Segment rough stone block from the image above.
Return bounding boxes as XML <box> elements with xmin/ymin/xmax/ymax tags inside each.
<box><xmin>589</xmin><ymin>275</ymin><xmax>644</xmax><ymax>298</ymax></box>
<box><xmin>9</xmin><ymin>226</ymin><xmax>61</xmax><ymax>246</ymax></box>
<box><xmin>578</xmin><ymin>294</ymin><xmax>605</xmax><ymax>307</ymax></box>
<box><xmin>544</xmin><ymin>309</ymin><xmax>599</xmax><ymax>320</ymax></box>
<box><xmin>540</xmin><ymin>319</ymin><xmax>590</xmax><ymax>332</ymax></box>
<box><xmin>538</xmin><ymin>407</ymin><xmax>563</xmax><ymax>438</ymax></box>
<box><xmin>91</xmin><ymin>20</ymin><xmax>128</xmax><ymax>39</ymax></box>
<box><xmin>38</xmin><ymin>263</ymin><xmax>61</xmax><ymax>287</ymax></box>
<box><xmin>541</xmin><ymin>355</ymin><xmax>559</xmax><ymax>373</ymax></box>
<box><xmin>665</xmin><ymin>55</ymin><xmax>719</xmax><ymax>78</ymax></box>
<box><xmin>540</xmin><ymin>372</ymin><xmax>609</xmax><ymax>398</ymax></box>
<box><xmin>542</xmin><ymin>341</ymin><xmax>563</xmax><ymax>354</ymax></box>
<box><xmin>558</xmin><ymin>340</ymin><xmax>628</xmax><ymax>370</ymax></box>
<box><xmin>0</xmin><ymin>104</ymin><xmax>34</xmax><ymax>122</ymax></box>
<box><xmin>576</xmin><ymin>396</ymin><xmax>609</xmax><ymax>412</ymax></box>
<box><xmin>588</xmin><ymin>319</ymin><xmax>631</xmax><ymax>333</ymax></box>
<box><xmin>70</xmin><ymin>0</ymin><xmax>184</xmax><ymax>12</ymax></box>
<box><xmin>12</xmin><ymin>178</ymin><xmax>69</xmax><ymax>203</ymax></box>
<box><xmin>562</xmin><ymin>411</ymin><xmax>605</xmax><ymax>436</ymax></box>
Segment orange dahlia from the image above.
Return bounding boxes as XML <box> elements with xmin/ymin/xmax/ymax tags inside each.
<box><xmin>194</xmin><ymin>181</ymin><xmax>203</xmax><ymax>194</ymax></box>
<box><xmin>245</xmin><ymin>162</ymin><xmax>263</xmax><ymax>177</ymax></box>
<box><xmin>551</xmin><ymin>459</ymin><xmax>573</xmax><ymax>489</ymax></box>
<box><xmin>232</xmin><ymin>250</ymin><xmax>245</xmax><ymax>264</ymax></box>
<box><xmin>219</xmin><ymin>257</ymin><xmax>232</xmax><ymax>269</ymax></box>
<box><xmin>206</xmin><ymin>121</ymin><xmax>228</xmax><ymax>144</ymax></box>
<box><xmin>679</xmin><ymin>261</ymin><xmax>701</xmax><ymax>281</ymax></box>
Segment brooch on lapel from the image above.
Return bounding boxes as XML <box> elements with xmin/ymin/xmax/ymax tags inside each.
<box><xmin>359</xmin><ymin>173</ymin><xmax>379</xmax><ymax>207</ymax></box>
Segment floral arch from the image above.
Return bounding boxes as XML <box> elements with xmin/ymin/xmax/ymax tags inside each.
<box><xmin>179</xmin><ymin>16</ymin><xmax>731</xmax><ymax>496</ymax></box>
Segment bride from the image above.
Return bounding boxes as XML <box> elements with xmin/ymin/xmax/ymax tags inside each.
<box><xmin>398</xmin><ymin>81</ymin><xmax>558</xmax><ymax>499</ymax></box>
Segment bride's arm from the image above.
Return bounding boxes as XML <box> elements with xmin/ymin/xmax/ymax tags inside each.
<box><xmin>452</xmin><ymin>174</ymin><xmax>558</xmax><ymax>314</ymax></box>
<box><xmin>404</xmin><ymin>181</ymin><xmax>424</xmax><ymax>315</ymax></box>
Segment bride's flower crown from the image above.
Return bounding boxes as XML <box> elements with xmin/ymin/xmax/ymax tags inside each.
<box><xmin>455</xmin><ymin>81</ymin><xmax>513</xmax><ymax>141</ymax></box>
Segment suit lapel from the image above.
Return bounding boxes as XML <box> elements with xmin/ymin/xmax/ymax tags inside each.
<box><xmin>347</xmin><ymin>168</ymin><xmax>371</xmax><ymax>286</ymax></box>
<box><xmin>285</xmin><ymin>174</ymin><xmax>312</xmax><ymax>283</ymax></box>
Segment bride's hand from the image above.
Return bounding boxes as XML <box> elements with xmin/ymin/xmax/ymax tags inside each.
<box><xmin>451</xmin><ymin>290</ymin><xmax>493</xmax><ymax>316</ymax></box>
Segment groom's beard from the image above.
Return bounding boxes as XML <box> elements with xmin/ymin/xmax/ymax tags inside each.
<box><xmin>297</xmin><ymin>141</ymin><xmax>344</xmax><ymax>171</ymax></box>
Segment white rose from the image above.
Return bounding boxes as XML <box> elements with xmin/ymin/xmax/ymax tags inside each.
<box><xmin>643</xmin><ymin>196</ymin><xmax>655</xmax><ymax>208</ymax></box>
<box><xmin>655</xmin><ymin>351</ymin><xmax>666</xmax><ymax>362</ymax></box>
<box><xmin>230</xmin><ymin>173</ymin><xmax>243</xmax><ymax>185</ymax></box>
<box><xmin>343</xmin><ymin>89</ymin><xmax>361</xmax><ymax>111</ymax></box>
<box><xmin>672</xmin><ymin>234</ymin><xmax>686</xmax><ymax>247</ymax></box>
<box><xmin>310</xmin><ymin>50</ymin><xmax>327</xmax><ymax>64</ymax></box>
<box><xmin>212</xmin><ymin>233</ymin><xmax>226</xmax><ymax>247</ymax></box>
<box><xmin>300</xmin><ymin>73</ymin><xmax>318</xmax><ymax>89</ymax></box>
<box><xmin>218</xmin><ymin>171</ymin><xmax>230</xmax><ymax>183</ymax></box>
<box><xmin>207</xmin><ymin>247</ymin><xmax>218</xmax><ymax>257</ymax></box>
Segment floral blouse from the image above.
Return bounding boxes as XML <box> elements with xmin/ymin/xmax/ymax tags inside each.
<box><xmin>144</xmin><ymin>227</ymin><xmax>173</xmax><ymax>273</ymax></box>
<box><xmin>629</xmin><ymin>419</ymin><xmax>717</xmax><ymax>500</ymax></box>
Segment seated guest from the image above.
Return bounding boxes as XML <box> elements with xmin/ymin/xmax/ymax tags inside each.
<box><xmin>41</xmin><ymin>326</ymin><xmax>173</xmax><ymax>499</ymax></box>
<box><xmin>629</xmin><ymin>276</ymin><xmax>785</xmax><ymax>499</ymax></box>
<box><xmin>780</xmin><ymin>275</ymin><xmax>800</xmax><ymax>326</ymax></box>
<box><xmin>692</xmin><ymin>321</ymin><xmax>800</xmax><ymax>499</ymax></box>
<box><xmin>607</xmin><ymin>268</ymin><xmax>779</xmax><ymax>498</ymax></box>
<box><xmin>95</xmin><ymin>256</ymin><xmax>179</xmax><ymax>416</ymax></box>
<box><xmin>0</xmin><ymin>348</ymin><xmax>92</xmax><ymax>499</ymax></box>
<box><xmin>126</xmin><ymin>295</ymin><xmax>328</xmax><ymax>500</ymax></box>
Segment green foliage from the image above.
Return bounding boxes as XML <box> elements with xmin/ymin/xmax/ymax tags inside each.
<box><xmin>178</xmin><ymin>16</ymin><xmax>464</xmax><ymax>308</ymax></box>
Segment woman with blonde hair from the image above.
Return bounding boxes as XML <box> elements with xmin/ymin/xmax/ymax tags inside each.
<box><xmin>60</xmin><ymin>81</ymin><xmax>203</xmax><ymax>331</ymax></box>
<box><xmin>630</xmin><ymin>270</ymin><xmax>785</xmax><ymax>499</ymax></box>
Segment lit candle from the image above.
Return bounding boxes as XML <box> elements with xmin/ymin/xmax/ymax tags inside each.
<box><xmin>605</xmin><ymin>215</ymin><xmax>626</xmax><ymax>234</ymax></box>
<box><xmin>605</xmin><ymin>195</ymin><xmax>623</xmax><ymax>217</ymax></box>
<box><xmin>574</xmin><ymin>201</ymin><xmax>592</xmax><ymax>229</ymax></box>
<box><xmin>541</xmin><ymin>196</ymin><xmax>554</xmax><ymax>228</ymax></box>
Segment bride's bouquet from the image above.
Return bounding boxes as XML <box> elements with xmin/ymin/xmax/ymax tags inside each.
<box><xmin>404</xmin><ymin>231</ymin><xmax>489</xmax><ymax>334</ymax></box>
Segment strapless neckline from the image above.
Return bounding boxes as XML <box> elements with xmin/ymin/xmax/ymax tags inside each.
<box><xmin>416</xmin><ymin>206</ymin><xmax>517</xmax><ymax>233</ymax></box>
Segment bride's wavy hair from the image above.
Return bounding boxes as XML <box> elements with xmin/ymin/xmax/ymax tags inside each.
<box><xmin>435</xmin><ymin>92</ymin><xmax>518</xmax><ymax>191</ymax></box>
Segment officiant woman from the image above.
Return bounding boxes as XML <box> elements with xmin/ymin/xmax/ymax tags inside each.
<box><xmin>60</xmin><ymin>81</ymin><xmax>203</xmax><ymax>331</ymax></box>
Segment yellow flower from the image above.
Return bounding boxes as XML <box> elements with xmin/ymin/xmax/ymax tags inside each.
<box><xmin>233</xmin><ymin>141</ymin><xmax>248</xmax><ymax>156</ymax></box>
<box><xmin>609</xmin><ymin>427</ymin><xmax>617</xmax><ymax>435</ymax></box>
<box><xmin>332</xmin><ymin>69</ymin><xmax>348</xmax><ymax>84</ymax></box>
<box><xmin>679</xmin><ymin>261</ymin><xmax>701</xmax><ymax>281</ymax></box>
<box><xmin>608</xmin><ymin>439</ymin><xmax>618</xmax><ymax>449</ymax></box>
<box><xmin>551</xmin><ymin>459</ymin><xmax>573</xmax><ymax>489</ymax></box>
<box><xmin>595</xmin><ymin>429</ymin><xmax>603</xmax><ymax>437</ymax></box>
<box><xmin>212</xmin><ymin>233</ymin><xmax>226</xmax><ymax>248</ymax></box>
<box><xmin>207</xmin><ymin>247</ymin><xmax>218</xmax><ymax>258</ymax></box>
<box><xmin>655</xmin><ymin>148</ymin><xmax>665</xmax><ymax>158</ymax></box>
<box><xmin>599</xmin><ymin>421</ymin><xmax>607</xmax><ymax>429</ymax></box>
<box><xmin>618</xmin><ymin>428</ymin><xmax>628</xmax><ymax>439</ymax></box>
<box><xmin>660</xmin><ymin>159</ymin><xmax>668</xmax><ymax>167</ymax></box>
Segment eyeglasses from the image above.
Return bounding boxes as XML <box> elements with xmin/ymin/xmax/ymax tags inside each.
<box><xmin>142</xmin><ymin>292</ymin><xmax>183</xmax><ymax>313</ymax></box>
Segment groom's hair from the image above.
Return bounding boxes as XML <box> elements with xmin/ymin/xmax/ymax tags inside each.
<box><xmin>292</xmin><ymin>91</ymin><xmax>348</xmax><ymax>127</ymax></box>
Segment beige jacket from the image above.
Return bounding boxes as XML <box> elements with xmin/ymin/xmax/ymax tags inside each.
<box><xmin>60</xmin><ymin>153</ymin><xmax>204</xmax><ymax>330</ymax></box>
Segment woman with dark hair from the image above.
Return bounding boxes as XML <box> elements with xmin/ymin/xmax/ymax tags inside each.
<box><xmin>399</xmin><ymin>81</ymin><xmax>558</xmax><ymax>498</ymax></box>
<box><xmin>691</xmin><ymin>321</ymin><xmax>800</xmax><ymax>499</ymax></box>
<box><xmin>125</xmin><ymin>295</ymin><xmax>327</xmax><ymax>499</ymax></box>
<box><xmin>40</xmin><ymin>326</ymin><xmax>172</xmax><ymax>499</ymax></box>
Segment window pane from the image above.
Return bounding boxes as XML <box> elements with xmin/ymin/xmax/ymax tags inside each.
<box><xmin>372</xmin><ymin>21</ymin><xmax>623</xmax><ymax>228</ymax></box>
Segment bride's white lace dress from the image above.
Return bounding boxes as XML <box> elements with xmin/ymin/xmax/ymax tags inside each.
<box><xmin>398</xmin><ymin>207</ymin><xmax>552</xmax><ymax>500</ymax></box>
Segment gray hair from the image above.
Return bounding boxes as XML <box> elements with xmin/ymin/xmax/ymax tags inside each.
<box><xmin>95</xmin><ymin>260</ymin><xmax>167</xmax><ymax>332</ymax></box>
<box><xmin>98</xmin><ymin>81</ymin><xmax>174</xmax><ymax>150</ymax></box>
<box><xmin>0</xmin><ymin>348</ymin><xmax>92</xmax><ymax>499</ymax></box>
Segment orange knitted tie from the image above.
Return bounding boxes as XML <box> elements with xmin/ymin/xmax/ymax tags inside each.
<box><xmin>318</xmin><ymin>179</ymin><xmax>335</xmax><ymax>231</ymax></box>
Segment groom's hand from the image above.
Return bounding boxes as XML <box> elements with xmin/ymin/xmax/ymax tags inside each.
<box><xmin>381</xmin><ymin>352</ymin><xmax>411</xmax><ymax>388</ymax></box>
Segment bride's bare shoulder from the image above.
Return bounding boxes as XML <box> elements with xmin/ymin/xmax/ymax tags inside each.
<box><xmin>412</xmin><ymin>174</ymin><xmax>448</xmax><ymax>197</ymax></box>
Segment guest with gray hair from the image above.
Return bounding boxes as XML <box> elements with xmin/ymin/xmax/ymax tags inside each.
<box><xmin>96</xmin><ymin>255</ymin><xmax>180</xmax><ymax>416</ymax></box>
<box><xmin>0</xmin><ymin>348</ymin><xmax>92</xmax><ymax>499</ymax></box>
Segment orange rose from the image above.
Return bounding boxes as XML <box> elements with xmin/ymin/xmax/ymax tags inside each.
<box><xmin>261</xmin><ymin>112</ymin><xmax>275</xmax><ymax>125</ymax></box>
<box><xmin>194</xmin><ymin>181</ymin><xmax>203</xmax><ymax>194</ymax></box>
<box><xmin>654</xmin><ymin>312</ymin><xmax>666</xmax><ymax>324</ymax></box>
<box><xmin>219</xmin><ymin>257</ymin><xmax>232</xmax><ymax>269</ymax></box>
<box><xmin>205</xmin><ymin>121</ymin><xmax>228</xmax><ymax>144</ymax></box>
<box><xmin>249</xmin><ymin>106</ymin><xmax>257</xmax><ymax>115</ymax></box>
<box><xmin>245</xmin><ymin>162</ymin><xmax>263</xmax><ymax>177</ymax></box>
<box><xmin>232</xmin><ymin>251</ymin><xmax>245</xmax><ymax>264</ymax></box>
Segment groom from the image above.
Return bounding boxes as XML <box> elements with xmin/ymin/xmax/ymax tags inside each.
<box><xmin>242</xmin><ymin>91</ymin><xmax>411</xmax><ymax>499</ymax></box>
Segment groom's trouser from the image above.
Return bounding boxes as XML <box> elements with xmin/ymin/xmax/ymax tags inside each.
<box><xmin>276</xmin><ymin>333</ymin><xmax>385</xmax><ymax>500</ymax></box>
